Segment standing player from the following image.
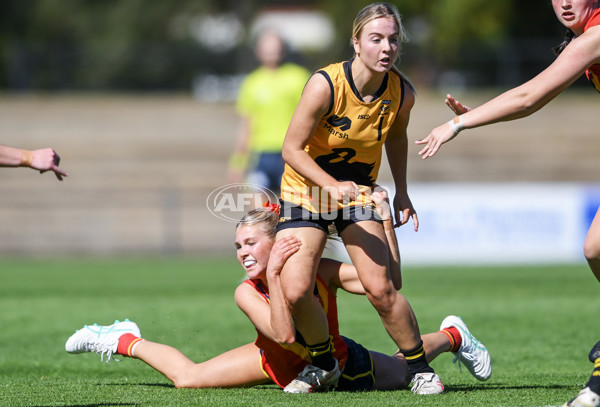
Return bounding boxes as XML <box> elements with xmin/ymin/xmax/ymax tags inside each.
<box><xmin>416</xmin><ymin>1</ymin><xmax>600</xmax><ymax>405</ymax></box>
<box><xmin>275</xmin><ymin>2</ymin><xmax>447</xmax><ymax>394</ymax></box>
<box><xmin>0</xmin><ymin>144</ymin><xmax>67</xmax><ymax>180</ymax></box>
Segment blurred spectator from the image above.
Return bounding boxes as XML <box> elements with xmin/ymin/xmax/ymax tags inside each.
<box><xmin>228</xmin><ymin>29</ymin><xmax>310</xmax><ymax>194</ymax></box>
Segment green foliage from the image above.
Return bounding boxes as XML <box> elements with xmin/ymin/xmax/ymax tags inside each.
<box><xmin>0</xmin><ymin>256</ymin><xmax>598</xmax><ymax>406</ymax></box>
<box><xmin>430</xmin><ymin>0</ymin><xmax>511</xmax><ymax>62</ymax></box>
<box><xmin>0</xmin><ymin>0</ymin><xmax>566</xmax><ymax>90</ymax></box>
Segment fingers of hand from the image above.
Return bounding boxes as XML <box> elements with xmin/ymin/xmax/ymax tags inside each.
<box><xmin>412</xmin><ymin>213</ymin><xmax>419</xmax><ymax>232</ymax></box>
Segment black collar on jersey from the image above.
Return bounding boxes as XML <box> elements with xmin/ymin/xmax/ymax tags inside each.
<box><xmin>343</xmin><ymin>58</ymin><xmax>389</xmax><ymax>102</ymax></box>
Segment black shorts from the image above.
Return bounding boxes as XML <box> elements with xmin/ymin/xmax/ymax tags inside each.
<box><xmin>276</xmin><ymin>200</ymin><xmax>382</xmax><ymax>235</ymax></box>
<box><xmin>337</xmin><ymin>336</ymin><xmax>375</xmax><ymax>392</ymax></box>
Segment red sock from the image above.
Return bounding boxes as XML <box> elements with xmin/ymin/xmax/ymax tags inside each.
<box><xmin>117</xmin><ymin>333</ymin><xmax>144</xmax><ymax>357</ymax></box>
<box><xmin>440</xmin><ymin>326</ymin><xmax>462</xmax><ymax>353</ymax></box>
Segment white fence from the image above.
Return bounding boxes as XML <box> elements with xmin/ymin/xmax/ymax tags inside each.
<box><xmin>388</xmin><ymin>183</ymin><xmax>600</xmax><ymax>265</ymax></box>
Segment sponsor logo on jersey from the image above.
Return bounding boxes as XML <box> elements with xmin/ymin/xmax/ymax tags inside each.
<box><xmin>324</xmin><ymin>115</ymin><xmax>351</xmax><ymax>139</ymax></box>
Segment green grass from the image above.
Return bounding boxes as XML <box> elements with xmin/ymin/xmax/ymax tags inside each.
<box><xmin>0</xmin><ymin>257</ymin><xmax>598</xmax><ymax>407</ymax></box>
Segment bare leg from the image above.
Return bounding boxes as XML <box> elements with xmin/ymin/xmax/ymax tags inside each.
<box><xmin>422</xmin><ymin>332</ymin><xmax>452</xmax><ymax>363</ymax></box>
<box><xmin>394</xmin><ymin>332</ymin><xmax>452</xmax><ymax>363</ymax></box>
<box><xmin>133</xmin><ymin>341</ymin><xmax>270</xmax><ymax>388</ymax></box>
<box><xmin>277</xmin><ymin>227</ymin><xmax>330</xmax><ymax>346</ymax></box>
<box><xmin>584</xmin><ymin>205</ymin><xmax>600</xmax><ymax>283</ymax></box>
<box><xmin>341</xmin><ymin>221</ymin><xmax>421</xmax><ymax>351</ymax></box>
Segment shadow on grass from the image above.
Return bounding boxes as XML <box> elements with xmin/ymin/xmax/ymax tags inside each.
<box><xmin>99</xmin><ymin>382</ymin><xmax>283</xmax><ymax>391</ymax></box>
<box><xmin>446</xmin><ymin>383</ymin><xmax>574</xmax><ymax>392</ymax></box>
<box><xmin>93</xmin><ymin>381</ymin><xmax>575</xmax><ymax>393</ymax></box>
<box><xmin>26</xmin><ymin>404</ymin><xmax>139</xmax><ymax>407</ymax></box>
<box><xmin>98</xmin><ymin>382</ymin><xmax>174</xmax><ymax>388</ymax></box>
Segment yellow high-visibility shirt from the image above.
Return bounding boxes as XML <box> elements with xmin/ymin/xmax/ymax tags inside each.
<box><xmin>236</xmin><ymin>63</ymin><xmax>310</xmax><ymax>153</ymax></box>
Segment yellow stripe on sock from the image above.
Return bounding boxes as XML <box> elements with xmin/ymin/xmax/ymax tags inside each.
<box><xmin>309</xmin><ymin>348</ymin><xmax>330</xmax><ymax>358</ymax></box>
<box><xmin>440</xmin><ymin>330</ymin><xmax>456</xmax><ymax>350</ymax></box>
<box><xmin>404</xmin><ymin>350</ymin><xmax>425</xmax><ymax>361</ymax></box>
<box><xmin>127</xmin><ymin>338</ymin><xmax>144</xmax><ymax>357</ymax></box>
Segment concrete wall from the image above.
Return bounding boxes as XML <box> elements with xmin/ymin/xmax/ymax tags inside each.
<box><xmin>1</xmin><ymin>91</ymin><xmax>598</xmax><ymax>258</ymax></box>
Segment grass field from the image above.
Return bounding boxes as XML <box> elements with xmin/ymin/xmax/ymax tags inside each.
<box><xmin>1</xmin><ymin>257</ymin><xmax>599</xmax><ymax>407</ymax></box>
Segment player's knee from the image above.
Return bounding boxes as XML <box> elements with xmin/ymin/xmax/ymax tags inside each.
<box><xmin>365</xmin><ymin>286</ymin><xmax>397</xmax><ymax>314</ymax></box>
<box><xmin>172</xmin><ymin>376</ymin><xmax>193</xmax><ymax>388</ymax></box>
<box><xmin>171</xmin><ymin>370</ymin><xmax>200</xmax><ymax>388</ymax></box>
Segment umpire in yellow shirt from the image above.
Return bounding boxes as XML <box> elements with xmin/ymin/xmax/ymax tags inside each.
<box><xmin>228</xmin><ymin>29</ymin><xmax>310</xmax><ymax>194</ymax></box>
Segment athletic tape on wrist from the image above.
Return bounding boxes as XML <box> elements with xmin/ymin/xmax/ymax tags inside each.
<box><xmin>447</xmin><ymin>116</ymin><xmax>465</xmax><ymax>135</ymax></box>
<box><xmin>20</xmin><ymin>150</ymin><xmax>34</xmax><ymax>167</ymax></box>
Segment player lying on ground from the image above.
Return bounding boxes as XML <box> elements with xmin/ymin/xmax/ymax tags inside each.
<box><xmin>65</xmin><ymin>194</ymin><xmax>491</xmax><ymax>393</ymax></box>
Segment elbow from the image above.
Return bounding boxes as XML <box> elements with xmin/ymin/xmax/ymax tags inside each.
<box><xmin>512</xmin><ymin>90</ymin><xmax>542</xmax><ymax>118</ymax></box>
<box><xmin>281</xmin><ymin>146</ymin><xmax>292</xmax><ymax>164</ymax></box>
<box><xmin>520</xmin><ymin>99</ymin><xmax>537</xmax><ymax>116</ymax></box>
<box><xmin>276</xmin><ymin>333</ymin><xmax>297</xmax><ymax>345</ymax></box>
<box><xmin>273</xmin><ymin>330</ymin><xmax>296</xmax><ymax>345</ymax></box>
<box><xmin>281</xmin><ymin>336</ymin><xmax>297</xmax><ymax>345</ymax></box>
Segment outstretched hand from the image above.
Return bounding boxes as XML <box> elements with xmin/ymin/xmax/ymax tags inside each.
<box><xmin>31</xmin><ymin>148</ymin><xmax>68</xmax><ymax>181</ymax></box>
<box><xmin>445</xmin><ymin>94</ymin><xmax>471</xmax><ymax>115</ymax></box>
<box><xmin>415</xmin><ymin>94</ymin><xmax>470</xmax><ymax>159</ymax></box>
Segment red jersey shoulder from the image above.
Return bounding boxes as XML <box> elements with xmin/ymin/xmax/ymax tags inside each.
<box><xmin>585</xmin><ymin>8</ymin><xmax>600</xmax><ymax>30</ymax></box>
<box><xmin>585</xmin><ymin>8</ymin><xmax>600</xmax><ymax>93</ymax></box>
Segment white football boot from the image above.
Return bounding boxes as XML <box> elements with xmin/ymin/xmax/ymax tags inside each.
<box><xmin>563</xmin><ymin>387</ymin><xmax>600</xmax><ymax>407</ymax></box>
<box><xmin>440</xmin><ymin>315</ymin><xmax>492</xmax><ymax>381</ymax></box>
<box><xmin>410</xmin><ymin>372</ymin><xmax>444</xmax><ymax>395</ymax></box>
<box><xmin>283</xmin><ymin>360</ymin><xmax>341</xmax><ymax>393</ymax></box>
<box><xmin>65</xmin><ymin>319</ymin><xmax>141</xmax><ymax>362</ymax></box>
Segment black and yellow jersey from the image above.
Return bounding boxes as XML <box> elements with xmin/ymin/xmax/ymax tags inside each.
<box><xmin>280</xmin><ymin>59</ymin><xmax>406</xmax><ymax>212</ymax></box>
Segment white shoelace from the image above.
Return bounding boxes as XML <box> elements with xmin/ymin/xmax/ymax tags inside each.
<box><xmin>87</xmin><ymin>342</ymin><xmax>120</xmax><ymax>363</ymax></box>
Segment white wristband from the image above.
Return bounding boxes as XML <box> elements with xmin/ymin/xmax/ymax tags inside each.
<box><xmin>447</xmin><ymin>116</ymin><xmax>465</xmax><ymax>135</ymax></box>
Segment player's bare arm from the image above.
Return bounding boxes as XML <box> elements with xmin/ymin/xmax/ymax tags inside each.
<box><xmin>385</xmin><ymin>86</ymin><xmax>418</xmax><ymax>230</ymax></box>
<box><xmin>417</xmin><ymin>25</ymin><xmax>600</xmax><ymax>160</ymax></box>
<box><xmin>281</xmin><ymin>74</ymin><xmax>359</xmax><ymax>203</ymax></box>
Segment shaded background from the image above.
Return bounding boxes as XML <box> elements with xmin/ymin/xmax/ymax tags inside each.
<box><xmin>0</xmin><ymin>0</ymin><xmax>582</xmax><ymax>92</ymax></box>
<box><xmin>1</xmin><ymin>0</ymin><xmax>598</xmax><ymax>258</ymax></box>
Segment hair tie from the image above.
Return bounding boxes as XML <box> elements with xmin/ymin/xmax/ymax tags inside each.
<box><xmin>263</xmin><ymin>201</ymin><xmax>281</xmax><ymax>215</ymax></box>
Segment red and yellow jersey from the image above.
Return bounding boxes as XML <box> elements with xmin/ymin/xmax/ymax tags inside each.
<box><xmin>244</xmin><ymin>276</ymin><xmax>349</xmax><ymax>388</ymax></box>
<box><xmin>280</xmin><ymin>60</ymin><xmax>406</xmax><ymax>212</ymax></box>
<box><xmin>584</xmin><ymin>7</ymin><xmax>600</xmax><ymax>93</ymax></box>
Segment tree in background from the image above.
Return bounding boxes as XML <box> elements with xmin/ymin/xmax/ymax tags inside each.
<box><xmin>0</xmin><ymin>0</ymin><xmax>569</xmax><ymax>91</ymax></box>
